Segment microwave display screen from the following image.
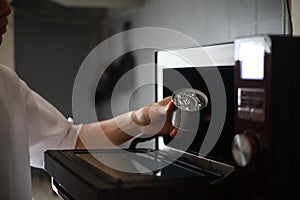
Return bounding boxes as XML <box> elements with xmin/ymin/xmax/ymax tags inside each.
<box><xmin>238</xmin><ymin>41</ymin><xmax>265</xmax><ymax>80</ymax></box>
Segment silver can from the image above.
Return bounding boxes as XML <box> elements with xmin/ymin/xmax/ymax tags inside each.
<box><xmin>171</xmin><ymin>88</ymin><xmax>208</xmax><ymax>131</ymax></box>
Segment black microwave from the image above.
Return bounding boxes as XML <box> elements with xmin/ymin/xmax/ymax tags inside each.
<box><xmin>232</xmin><ymin>34</ymin><xmax>300</xmax><ymax>200</ymax></box>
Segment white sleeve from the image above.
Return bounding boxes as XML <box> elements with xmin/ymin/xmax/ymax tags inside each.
<box><xmin>0</xmin><ymin>65</ymin><xmax>32</xmax><ymax>199</ymax></box>
<box><xmin>21</xmin><ymin>80</ymin><xmax>82</xmax><ymax>169</ymax></box>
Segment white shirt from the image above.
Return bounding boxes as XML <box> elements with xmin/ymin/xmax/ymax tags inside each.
<box><xmin>0</xmin><ymin>64</ymin><xmax>82</xmax><ymax>200</ymax></box>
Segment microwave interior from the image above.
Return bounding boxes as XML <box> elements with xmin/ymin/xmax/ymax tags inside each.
<box><xmin>155</xmin><ymin>43</ymin><xmax>235</xmax><ymax>165</ymax></box>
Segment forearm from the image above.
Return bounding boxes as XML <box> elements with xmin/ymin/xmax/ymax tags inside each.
<box><xmin>75</xmin><ymin>110</ymin><xmax>143</xmax><ymax>149</ymax></box>
<box><xmin>75</xmin><ymin>96</ymin><xmax>177</xmax><ymax>149</ymax></box>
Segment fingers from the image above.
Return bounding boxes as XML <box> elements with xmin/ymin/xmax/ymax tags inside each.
<box><xmin>169</xmin><ymin>128</ymin><xmax>178</xmax><ymax>137</ymax></box>
<box><xmin>166</xmin><ymin>100</ymin><xmax>175</xmax><ymax>114</ymax></box>
<box><xmin>154</xmin><ymin>97</ymin><xmax>173</xmax><ymax>115</ymax></box>
<box><xmin>147</xmin><ymin>96</ymin><xmax>178</xmax><ymax>137</ymax></box>
<box><xmin>157</xmin><ymin>96</ymin><xmax>172</xmax><ymax>106</ymax></box>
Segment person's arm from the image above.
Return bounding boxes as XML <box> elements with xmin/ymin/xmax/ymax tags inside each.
<box><xmin>75</xmin><ymin>96</ymin><xmax>178</xmax><ymax>149</ymax></box>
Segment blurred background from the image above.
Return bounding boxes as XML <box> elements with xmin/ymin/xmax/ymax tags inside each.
<box><xmin>0</xmin><ymin>0</ymin><xmax>299</xmax><ymax>199</ymax></box>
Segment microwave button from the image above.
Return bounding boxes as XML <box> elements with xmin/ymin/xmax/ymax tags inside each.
<box><xmin>250</xmin><ymin>108</ymin><xmax>265</xmax><ymax>122</ymax></box>
<box><xmin>238</xmin><ymin>107</ymin><xmax>250</xmax><ymax>119</ymax></box>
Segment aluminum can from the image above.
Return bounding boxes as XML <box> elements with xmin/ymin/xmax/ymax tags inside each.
<box><xmin>171</xmin><ymin>88</ymin><xmax>208</xmax><ymax>131</ymax></box>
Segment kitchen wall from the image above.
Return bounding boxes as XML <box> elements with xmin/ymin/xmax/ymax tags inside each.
<box><xmin>13</xmin><ymin>0</ymin><xmax>106</xmax><ymax>118</ymax></box>
<box><xmin>291</xmin><ymin>0</ymin><xmax>300</xmax><ymax>35</ymax></box>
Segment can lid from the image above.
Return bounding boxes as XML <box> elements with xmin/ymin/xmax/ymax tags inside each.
<box><xmin>171</xmin><ymin>88</ymin><xmax>208</xmax><ymax>112</ymax></box>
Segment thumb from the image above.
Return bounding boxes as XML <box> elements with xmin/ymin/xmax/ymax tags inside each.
<box><xmin>166</xmin><ymin>101</ymin><xmax>175</xmax><ymax>114</ymax></box>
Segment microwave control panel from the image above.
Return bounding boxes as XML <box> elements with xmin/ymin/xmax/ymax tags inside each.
<box><xmin>237</xmin><ymin>87</ymin><xmax>265</xmax><ymax>122</ymax></box>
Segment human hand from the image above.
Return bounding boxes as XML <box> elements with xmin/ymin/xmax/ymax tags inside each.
<box><xmin>131</xmin><ymin>96</ymin><xmax>178</xmax><ymax>137</ymax></box>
